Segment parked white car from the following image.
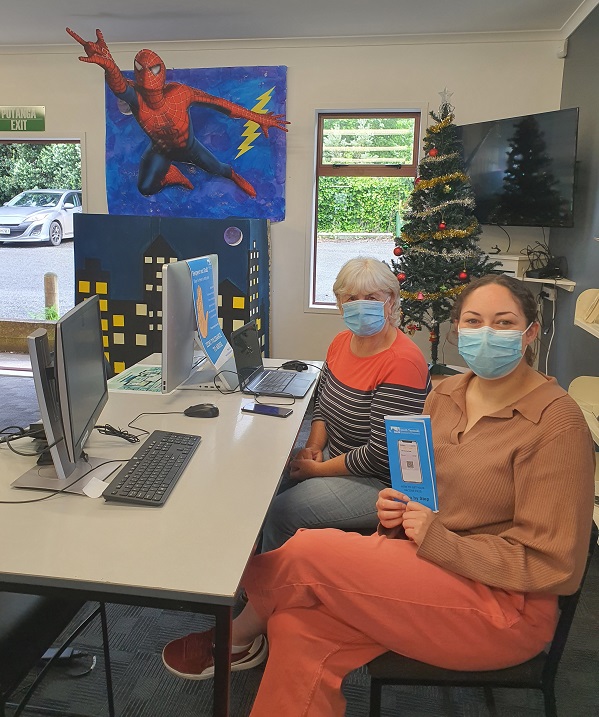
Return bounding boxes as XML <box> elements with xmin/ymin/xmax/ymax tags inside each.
<box><xmin>0</xmin><ymin>189</ymin><xmax>82</xmax><ymax>246</ymax></box>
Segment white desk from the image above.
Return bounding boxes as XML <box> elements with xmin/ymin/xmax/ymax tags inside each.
<box><xmin>0</xmin><ymin>358</ymin><xmax>320</xmax><ymax>716</ymax></box>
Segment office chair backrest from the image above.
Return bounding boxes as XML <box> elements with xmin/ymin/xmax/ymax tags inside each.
<box><xmin>543</xmin><ymin>520</ymin><xmax>598</xmax><ymax>682</ymax></box>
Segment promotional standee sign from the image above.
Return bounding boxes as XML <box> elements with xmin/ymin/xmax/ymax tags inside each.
<box><xmin>187</xmin><ymin>256</ymin><xmax>234</xmax><ymax>370</ymax></box>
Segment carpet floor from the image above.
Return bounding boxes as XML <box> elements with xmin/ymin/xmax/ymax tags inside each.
<box><xmin>8</xmin><ymin>550</ymin><xmax>599</xmax><ymax>717</ymax></box>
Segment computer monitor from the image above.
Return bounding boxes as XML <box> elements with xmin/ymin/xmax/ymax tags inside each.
<box><xmin>161</xmin><ymin>255</ymin><xmax>237</xmax><ymax>393</ymax></box>
<box><xmin>12</xmin><ymin>296</ymin><xmax>119</xmax><ymax>495</ymax></box>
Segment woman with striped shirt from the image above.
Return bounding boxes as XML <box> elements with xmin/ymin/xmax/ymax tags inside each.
<box><xmin>260</xmin><ymin>256</ymin><xmax>431</xmax><ymax>551</ymax></box>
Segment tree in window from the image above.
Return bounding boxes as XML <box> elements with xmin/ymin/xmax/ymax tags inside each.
<box><xmin>490</xmin><ymin>115</ymin><xmax>563</xmax><ymax>226</ymax></box>
<box><xmin>390</xmin><ymin>92</ymin><xmax>499</xmax><ymax>372</ymax></box>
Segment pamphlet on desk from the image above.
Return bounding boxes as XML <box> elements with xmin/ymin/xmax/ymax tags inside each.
<box><xmin>107</xmin><ymin>363</ymin><xmax>162</xmax><ymax>393</ymax></box>
<box><xmin>385</xmin><ymin>415</ymin><xmax>438</xmax><ymax>511</ymax></box>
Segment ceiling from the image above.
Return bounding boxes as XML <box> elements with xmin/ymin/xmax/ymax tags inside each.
<box><xmin>1</xmin><ymin>0</ymin><xmax>598</xmax><ymax>48</ymax></box>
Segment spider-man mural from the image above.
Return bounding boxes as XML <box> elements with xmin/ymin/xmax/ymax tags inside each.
<box><xmin>67</xmin><ymin>28</ymin><xmax>288</xmax><ymax>200</ymax></box>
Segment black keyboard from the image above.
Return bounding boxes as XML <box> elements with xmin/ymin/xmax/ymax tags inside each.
<box><xmin>103</xmin><ymin>430</ymin><xmax>201</xmax><ymax>507</ymax></box>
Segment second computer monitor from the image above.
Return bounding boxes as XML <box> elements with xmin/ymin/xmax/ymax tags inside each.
<box><xmin>12</xmin><ymin>295</ymin><xmax>117</xmax><ymax>495</ymax></box>
<box><xmin>161</xmin><ymin>255</ymin><xmax>237</xmax><ymax>393</ymax></box>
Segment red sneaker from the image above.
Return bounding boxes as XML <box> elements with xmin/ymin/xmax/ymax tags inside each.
<box><xmin>162</xmin><ymin>628</ymin><xmax>268</xmax><ymax>680</ymax></box>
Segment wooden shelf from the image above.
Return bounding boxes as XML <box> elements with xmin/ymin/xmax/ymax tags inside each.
<box><xmin>575</xmin><ymin>319</ymin><xmax>599</xmax><ymax>339</ymax></box>
<box><xmin>569</xmin><ymin>291</ymin><xmax>599</xmax><ymax>445</ymax></box>
<box><xmin>569</xmin><ymin>376</ymin><xmax>599</xmax><ymax>445</ymax></box>
<box><xmin>574</xmin><ymin>289</ymin><xmax>599</xmax><ymax>338</ymax></box>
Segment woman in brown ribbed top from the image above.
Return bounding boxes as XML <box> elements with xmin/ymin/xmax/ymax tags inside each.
<box><xmin>163</xmin><ymin>275</ymin><xmax>596</xmax><ymax>717</ymax></box>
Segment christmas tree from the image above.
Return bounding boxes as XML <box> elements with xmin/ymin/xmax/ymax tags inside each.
<box><xmin>391</xmin><ymin>90</ymin><xmax>499</xmax><ymax>373</ymax></box>
<box><xmin>490</xmin><ymin>115</ymin><xmax>563</xmax><ymax>226</ymax></box>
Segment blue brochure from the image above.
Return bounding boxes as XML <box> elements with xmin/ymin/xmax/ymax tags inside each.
<box><xmin>385</xmin><ymin>415</ymin><xmax>438</xmax><ymax>511</ymax></box>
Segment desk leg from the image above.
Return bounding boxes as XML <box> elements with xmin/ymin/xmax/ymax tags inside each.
<box><xmin>213</xmin><ymin>606</ymin><xmax>232</xmax><ymax>717</ymax></box>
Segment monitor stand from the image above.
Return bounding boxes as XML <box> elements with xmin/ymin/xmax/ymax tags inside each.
<box><xmin>12</xmin><ymin>456</ymin><xmax>123</xmax><ymax>496</ymax></box>
<box><xmin>178</xmin><ymin>355</ymin><xmax>238</xmax><ymax>392</ymax></box>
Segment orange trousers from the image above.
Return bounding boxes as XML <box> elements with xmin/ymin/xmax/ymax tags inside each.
<box><xmin>243</xmin><ymin>528</ymin><xmax>558</xmax><ymax>717</ymax></box>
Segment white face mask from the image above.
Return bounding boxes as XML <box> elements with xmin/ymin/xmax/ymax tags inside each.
<box><xmin>458</xmin><ymin>323</ymin><xmax>533</xmax><ymax>379</ymax></box>
<box><xmin>342</xmin><ymin>298</ymin><xmax>388</xmax><ymax>336</ymax></box>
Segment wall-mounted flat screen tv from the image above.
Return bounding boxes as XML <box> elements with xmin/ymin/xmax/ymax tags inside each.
<box><xmin>457</xmin><ymin>107</ymin><xmax>579</xmax><ymax>228</ymax></box>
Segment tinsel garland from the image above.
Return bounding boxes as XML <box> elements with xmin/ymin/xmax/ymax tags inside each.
<box><xmin>420</xmin><ymin>151</ymin><xmax>460</xmax><ymax>165</ymax></box>
<box><xmin>400</xmin><ymin>284</ymin><xmax>466</xmax><ymax>301</ymax></box>
<box><xmin>428</xmin><ymin>114</ymin><xmax>454</xmax><ymax>133</ymax></box>
<box><xmin>410</xmin><ymin>197</ymin><xmax>475</xmax><ymax>219</ymax></box>
<box><xmin>415</xmin><ymin>171</ymin><xmax>469</xmax><ymax>190</ymax></box>
<box><xmin>401</xmin><ymin>219</ymin><xmax>479</xmax><ymax>243</ymax></box>
<box><xmin>405</xmin><ymin>246</ymin><xmax>482</xmax><ymax>259</ymax></box>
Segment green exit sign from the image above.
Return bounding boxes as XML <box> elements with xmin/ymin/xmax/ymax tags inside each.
<box><xmin>0</xmin><ymin>106</ymin><xmax>45</xmax><ymax>132</ymax></box>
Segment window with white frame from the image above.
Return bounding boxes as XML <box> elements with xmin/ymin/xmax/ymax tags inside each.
<box><xmin>312</xmin><ymin>112</ymin><xmax>420</xmax><ymax>305</ymax></box>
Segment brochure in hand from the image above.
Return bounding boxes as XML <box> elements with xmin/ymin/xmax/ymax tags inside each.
<box><xmin>385</xmin><ymin>415</ymin><xmax>438</xmax><ymax>511</ymax></box>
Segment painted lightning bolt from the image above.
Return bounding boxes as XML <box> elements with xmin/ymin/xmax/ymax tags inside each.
<box><xmin>236</xmin><ymin>87</ymin><xmax>274</xmax><ymax>159</ymax></box>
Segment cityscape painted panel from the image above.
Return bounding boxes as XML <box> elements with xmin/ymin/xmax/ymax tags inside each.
<box><xmin>74</xmin><ymin>214</ymin><xmax>270</xmax><ymax>374</ymax></box>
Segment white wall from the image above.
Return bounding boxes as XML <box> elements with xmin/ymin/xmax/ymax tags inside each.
<box><xmin>0</xmin><ymin>34</ymin><xmax>564</xmax><ymax>361</ymax></box>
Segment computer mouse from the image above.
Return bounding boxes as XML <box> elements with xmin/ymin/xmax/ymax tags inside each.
<box><xmin>281</xmin><ymin>360</ymin><xmax>309</xmax><ymax>372</ymax></box>
<box><xmin>184</xmin><ymin>403</ymin><xmax>219</xmax><ymax>418</ymax></box>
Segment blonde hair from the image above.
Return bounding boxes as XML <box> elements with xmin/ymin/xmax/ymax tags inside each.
<box><xmin>333</xmin><ymin>257</ymin><xmax>401</xmax><ymax>326</ymax></box>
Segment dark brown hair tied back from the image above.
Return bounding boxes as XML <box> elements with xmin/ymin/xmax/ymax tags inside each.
<box><xmin>451</xmin><ymin>274</ymin><xmax>539</xmax><ymax>366</ymax></box>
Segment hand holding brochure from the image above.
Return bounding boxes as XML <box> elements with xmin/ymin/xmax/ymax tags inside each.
<box><xmin>385</xmin><ymin>415</ymin><xmax>438</xmax><ymax>510</ymax></box>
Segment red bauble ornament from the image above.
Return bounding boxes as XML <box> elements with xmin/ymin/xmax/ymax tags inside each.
<box><xmin>428</xmin><ymin>148</ymin><xmax>438</xmax><ymax>157</ymax></box>
<box><xmin>438</xmin><ymin>221</ymin><xmax>446</xmax><ymax>230</ymax></box>
<box><xmin>397</xmin><ymin>272</ymin><xmax>406</xmax><ymax>282</ymax></box>
<box><xmin>414</xmin><ymin>176</ymin><xmax>421</xmax><ymax>184</ymax></box>
<box><xmin>417</xmin><ymin>291</ymin><xmax>424</xmax><ymax>300</ymax></box>
<box><xmin>459</xmin><ymin>270</ymin><xmax>469</xmax><ymax>282</ymax></box>
<box><xmin>393</xmin><ymin>246</ymin><xmax>403</xmax><ymax>256</ymax></box>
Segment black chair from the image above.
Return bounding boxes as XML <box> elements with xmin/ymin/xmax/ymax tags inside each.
<box><xmin>367</xmin><ymin>521</ymin><xmax>598</xmax><ymax>717</ymax></box>
<box><xmin>0</xmin><ymin>594</ymin><xmax>115</xmax><ymax>717</ymax></box>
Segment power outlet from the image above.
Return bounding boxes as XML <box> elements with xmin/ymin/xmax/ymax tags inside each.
<box><xmin>541</xmin><ymin>285</ymin><xmax>557</xmax><ymax>302</ymax></box>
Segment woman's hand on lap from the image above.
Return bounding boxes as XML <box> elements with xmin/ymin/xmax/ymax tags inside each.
<box><xmin>295</xmin><ymin>446</ymin><xmax>323</xmax><ymax>462</ymax></box>
<box><xmin>289</xmin><ymin>457</ymin><xmax>321</xmax><ymax>480</ymax></box>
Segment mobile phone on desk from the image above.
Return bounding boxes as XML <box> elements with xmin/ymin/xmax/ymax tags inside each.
<box><xmin>241</xmin><ymin>403</ymin><xmax>293</xmax><ymax>418</ymax></box>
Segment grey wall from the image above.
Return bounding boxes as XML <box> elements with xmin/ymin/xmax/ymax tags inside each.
<box><xmin>547</xmin><ymin>7</ymin><xmax>599</xmax><ymax>387</ymax></box>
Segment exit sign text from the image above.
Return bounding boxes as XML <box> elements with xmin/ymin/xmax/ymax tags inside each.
<box><xmin>0</xmin><ymin>106</ymin><xmax>45</xmax><ymax>132</ymax></box>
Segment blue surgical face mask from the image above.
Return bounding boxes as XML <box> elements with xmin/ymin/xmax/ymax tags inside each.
<box><xmin>342</xmin><ymin>299</ymin><xmax>388</xmax><ymax>337</ymax></box>
<box><xmin>458</xmin><ymin>323</ymin><xmax>532</xmax><ymax>380</ymax></box>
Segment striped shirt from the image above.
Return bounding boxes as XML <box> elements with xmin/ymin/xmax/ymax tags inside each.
<box><xmin>312</xmin><ymin>329</ymin><xmax>431</xmax><ymax>485</ymax></box>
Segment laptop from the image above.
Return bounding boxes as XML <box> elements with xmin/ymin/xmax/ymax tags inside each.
<box><xmin>230</xmin><ymin>322</ymin><xmax>316</xmax><ymax>398</ymax></box>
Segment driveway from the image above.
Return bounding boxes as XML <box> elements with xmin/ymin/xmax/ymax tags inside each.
<box><xmin>314</xmin><ymin>237</ymin><xmax>395</xmax><ymax>303</ymax></box>
<box><xmin>0</xmin><ymin>241</ymin><xmax>75</xmax><ymax>320</ymax></box>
